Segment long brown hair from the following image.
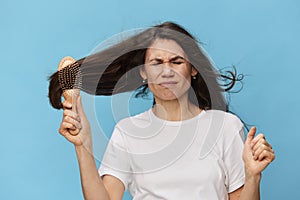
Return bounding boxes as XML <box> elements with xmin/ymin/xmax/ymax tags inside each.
<box><xmin>48</xmin><ymin>22</ymin><xmax>242</xmax><ymax>111</ymax></box>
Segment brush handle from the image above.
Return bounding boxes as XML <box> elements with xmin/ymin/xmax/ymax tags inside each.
<box><xmin>58</xmin><ymin>56</ymin><xmax>80</xmax><ymax>136</ymax></box>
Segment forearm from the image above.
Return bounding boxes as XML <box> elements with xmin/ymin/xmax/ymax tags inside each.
<box><xmin>239</xmin><ymin>174</ymin><xmax>261</xmax><ymax>200</ymax></box>
<box><xmin>75</xmin><ymin>145</ymin><xmax>110</xmax><ymax>200</ymax></box>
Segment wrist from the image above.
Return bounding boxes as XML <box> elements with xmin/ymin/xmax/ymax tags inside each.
<box><xmin>75</xmin><ymin>144</ymin><xmax>93</xmax><ymax>157</ymax></box>
<box><xmin>245</xmin><ymin>172</ymin><xmax>261</xmax><ymax>184</ymax></box>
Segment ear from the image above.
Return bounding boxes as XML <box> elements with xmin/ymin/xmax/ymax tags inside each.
<box><xmin>191</xmin><ymin>67</ymin><xmax>198</xmax><ymax>77</ymax></box>
<box><xmin>139</xmin><ymin>67</ymin><xmax>147</xmax><ymax>80</ymax></box>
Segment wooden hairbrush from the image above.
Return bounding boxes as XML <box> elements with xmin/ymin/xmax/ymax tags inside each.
<box><xmin>58</xmin><ymin>56</ymin><xmax>80</xmax><ymax>136</ymax></box>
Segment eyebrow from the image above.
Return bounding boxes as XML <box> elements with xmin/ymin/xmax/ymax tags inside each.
<box><xmin>149</xmin><ymin>56</ymin><xmax>185</xmax><ymax>63</ymax></box>
<box><xmin>169</xmin><ymin>56</ymin><xmax>185</xmax><ymax>61</ymax></box>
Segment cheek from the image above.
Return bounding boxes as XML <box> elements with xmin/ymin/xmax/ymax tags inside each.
<box><xmin>175</xmin><ymin>68</ymin><xmax>192</xmax><ymax>85</ymax></box>
<box><xmin>179</xmin><ymin>67</ymin><xmax>192</xmax><ymax>79</ymax></box>
<box><xmin>144</xmin><ymin>68</ymin><xmax>161</xmax><ymax>82</ymax></box>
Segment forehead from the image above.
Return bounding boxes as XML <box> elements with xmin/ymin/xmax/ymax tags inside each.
<box><xmin>146</xmin><ymin>39</ymin><xmax>186</xmax><ymax>59</ymax></box>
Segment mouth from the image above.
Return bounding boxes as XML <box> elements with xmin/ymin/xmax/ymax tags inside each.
<box><xmin>159</xmin><ymin>81</ymin><xmax>178</xmax><ymax>88</ymax></box>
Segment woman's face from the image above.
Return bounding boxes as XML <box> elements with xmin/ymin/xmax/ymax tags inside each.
<box><xmin>140</xmin><ymin>39</ymin><xmax>198</xmax><ymax>102</ymax></box>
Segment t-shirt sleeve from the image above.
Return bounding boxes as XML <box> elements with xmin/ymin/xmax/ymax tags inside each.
<box><xmin>223</xmin><ymin>115</ymin><xmax>245</xmax><ymax>193</ymax></box>
<box><xmin>98</xmin><ymin>125</ymin><xmax>132</xmax><ymax>190</ymax></box>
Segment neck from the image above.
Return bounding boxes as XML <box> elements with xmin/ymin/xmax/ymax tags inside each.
<box><xmin>153</xmin><ymin>95</ymin><xmax>201</xmax><ymax>121</ymax></box>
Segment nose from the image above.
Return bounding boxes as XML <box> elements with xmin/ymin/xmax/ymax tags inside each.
<box><xmin>161</xmin><ymin>65</ymin><xmax>175</xmax><ymax>78</ymax></box>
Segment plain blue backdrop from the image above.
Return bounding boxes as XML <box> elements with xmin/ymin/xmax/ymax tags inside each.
<box><xmin>1</xmin><ymin>0</ymin><xmax>299</xmax><ymax>199</ymax></box>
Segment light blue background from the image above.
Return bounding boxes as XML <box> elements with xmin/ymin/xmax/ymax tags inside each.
<box><xmin>1</xmin><ymin>0</ymin><xmax>299</xmax><ymax>199</ymax></box>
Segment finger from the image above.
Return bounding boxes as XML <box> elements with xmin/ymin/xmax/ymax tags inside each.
<box><xmin>63</xmin><ymin>109</ymin><xmax>80</xmax><ymax>122</ymax></box>
<box><xmin>251</xmin><ymin>133</ymin><xmax>265</xmax><ymax>147</ymax></box>
<box><xmin>253</xmin><ymin>144</ymin><xmax>274</xmax><ymax>160</ymax></box>
<box><xmin>76</xmin><ymin>96</ymin><xmax>86</xmax><ymax>118</ymax></box>
<box><xmin>252</xmin><ymin>138</ymin><xmax>272</xmax><ymax>152</ymax></box>
<box><xmin>62</xmin><ymin>100</ymin><xmax>72</xmax><ymax>110</ymax></box>
<box><xmin>59</xmin><ymin>122</ymin><xmax>76</xmax><ymax>136</ymax></box>
<box><xmin>71</xmin><ymin>95</ymin><xmax>78</xmax><ymax>114</ymax></box>
<box><xmin>246</xmin><ymin>126</ymin><xmax>256</xmax><ymax>143</ymax></box>
<box><xmin>257</xmin><ymin>149</ymin><xmax>275</xmax><ymax>162</ymax></box>
<box><xmin>69</xmin><ymin>128</ymin><xmax>80</xmax><ymax>136</ymax></box>
<box><xmin>62</xmin><ymin>121</ymin><xmax>77</xmax><ymax>131</ymax></box>
<box><xmin>68</xmin><ymin>96</ymin><xmax>80</xmax><ymax>136</ymax></box>
<box><xmin>63</xmin><ymin>115</ymin><xmax>82</xmax><ymax>129</ymax></box>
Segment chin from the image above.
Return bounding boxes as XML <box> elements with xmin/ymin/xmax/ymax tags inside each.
<box><xmin>154</xmin><ymin>92</ymin><xmax>180</xmax><ymax>102</ymax></box>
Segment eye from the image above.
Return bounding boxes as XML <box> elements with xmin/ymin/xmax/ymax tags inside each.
<box><xmin>171</xmin><ymin>61</ymin><xmax>184</xmax><ymax>65</ymax></box>
<box><xmin>149</xmin><ymin>60</ymin><xmax>163</xmax><ymax>66</ymax></box>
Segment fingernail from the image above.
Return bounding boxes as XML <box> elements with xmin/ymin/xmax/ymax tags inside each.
<box><xmin>254</xmin><ymin>156</ymin><xmax>257</xmax><ymax>160</ymax></box>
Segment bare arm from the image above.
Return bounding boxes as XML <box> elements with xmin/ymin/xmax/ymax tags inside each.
<box><xmin>239</xmin><ymin>175</ymin><xmax>261</xmax><ymax>200</ymax></box>
<box><xmin>228</xmin><ymin>175</ymin><xmax>260</xmax><ymax>200</ymax></box>
<box><xmin>102</xmin><ymin>175</ymin><xmax>126</xmax><ymax>200</ymax></box>
<box><xmin>60</xmin><ymin>97</ymin><xmax>125</xmax><ymax>200</ymax></box>
<box><xmin>75</xmin><ymin>146</ymin><xmax>125</xmax><ymax>200</ymax></box>
<box><xmin>75</xmin><ymin>145</ymin><xmax>111</xmax><ymax>200</ymax></box>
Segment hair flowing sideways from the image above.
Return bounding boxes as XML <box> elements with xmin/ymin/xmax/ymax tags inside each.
<box><xmin>48</xmin><ymin>22</ymin><xmax>243</xmax><ymax>111</ymax></box>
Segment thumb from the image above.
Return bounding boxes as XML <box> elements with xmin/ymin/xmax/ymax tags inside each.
<box><xmin>246</xmin><ymin>126</ymin><xmax>256</xmax><ymax>143</ymax></box>
<box><xmin>76</xmin><ymin>96</ymin><xmax>86</xmax><ymax>118</ymax></box>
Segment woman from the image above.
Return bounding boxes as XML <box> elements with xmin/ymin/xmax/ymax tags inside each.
<box><xmin>49</xmin><ymin>22</ymin><xmax>275</xmax><ymax>199</ymax></box>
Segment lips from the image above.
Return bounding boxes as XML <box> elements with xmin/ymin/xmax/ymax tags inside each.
<box><xmin>159</xmin><ymin>81</ymin><xmax>178</xmax><ymax>88</ymax></box>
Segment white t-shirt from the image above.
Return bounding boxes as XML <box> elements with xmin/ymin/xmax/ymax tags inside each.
<box><xmin>99</xmin><ymin>109</ymin><xmax>245</xmax><ymax>200</ymax></box>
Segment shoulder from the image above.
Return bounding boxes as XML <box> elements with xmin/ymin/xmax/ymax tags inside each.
<box><xmin>203</xmin><ymin>110</ymin><xmax>244</xmax><ymax>144</ymax></box>
<box><xmin>117</xmin><ymin>109</ymin><xmax>151</xmax><ymax>125</ymax></box>
<box><xmin>198</xmin><ymin>110</ymin><xmax>245</xmax><ymax>158</ymax></box>
<box><xmin>108</xmin><ymin>110</ymin><xmax>151</xmax><ymax>145</ymax></box>
<box><xmin>114</xmin><ymin>109</ymin><xmax>152</xmax><ymax>133</ymax></box>
<box><xmin>204</xmin><ymin>109</ymin><xmax>244</xmax><ymax>131</ymax></box>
